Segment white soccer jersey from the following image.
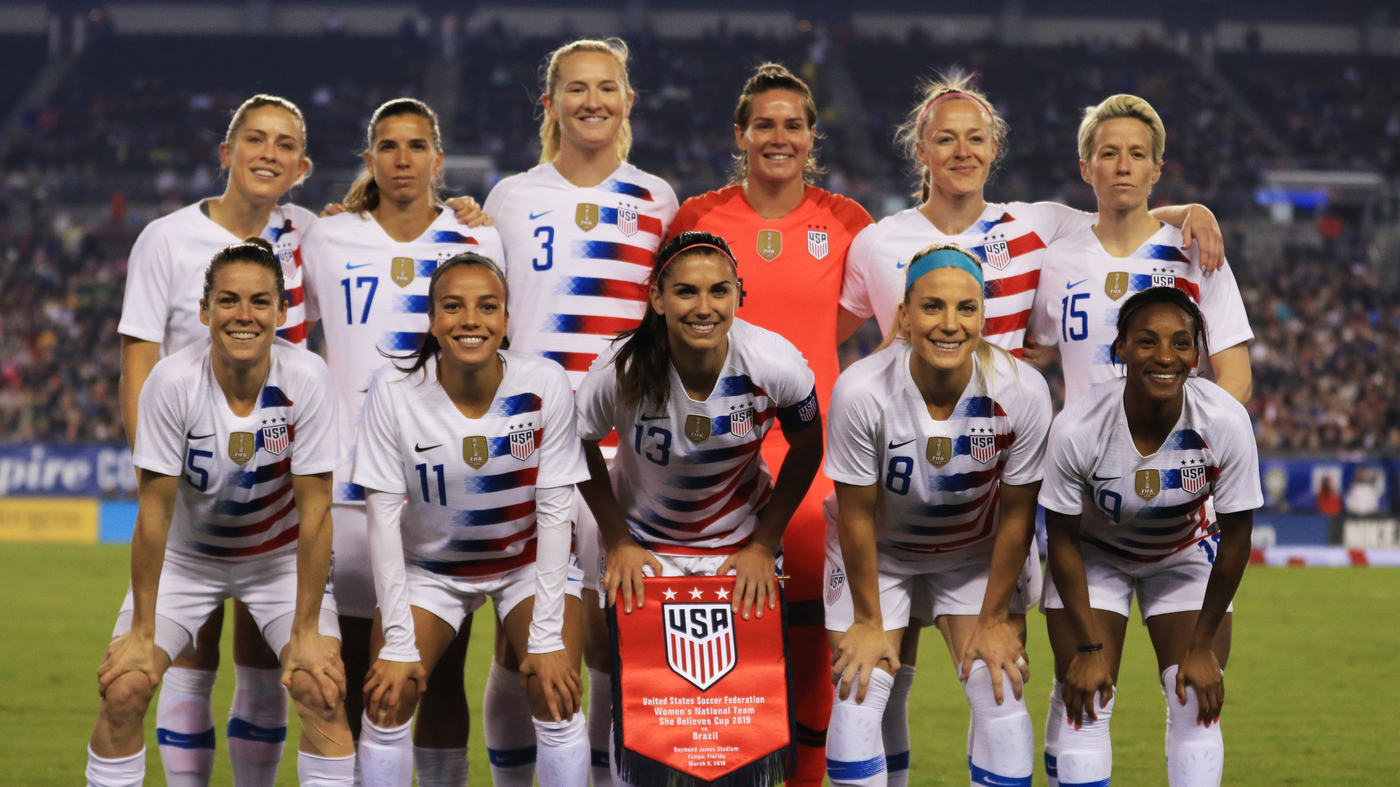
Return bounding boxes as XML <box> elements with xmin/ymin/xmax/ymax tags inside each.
<box><xmin>131</xmin><ymin>338</ymin><xmax>339</xmax><ymax>561</ymax></box>
<box><xmin>119</xmin><ymin>201</ymin><xmax>317</xmax><ymax>351</ymax></box>
<box><xmin>301</xmin><ymin>207</ymin><xmax>505</xmax><ymax>503</ymax></box>
<box><xmin>1038</xmin><ymin>377</ymin><xmax>1262</xmax><ymax>562</ymax></box>
<box><xmin>352</xmin><ymin>352</ymin><xmax>589</xmax><ymax>577</ymax></box>
<box><xmin>575</xmin><ymin>319</ymin><xmax>819</xmax><ymax>553</ymax></box>
<box><xmin>841</xmin><ymin>202</ymin><xmax>1091</xmax><ymax>355</ymax></box>
<box><xmin>824</xmin><ymin>344</ymin><xmax>1052</xmax><ymax>562</ymax></box>
<box><xmin>1028</xmin><ymin>222</ymin><xmax>1254</xmax><ymax>404</ymax></box>
<box><xmin>483</xmin><ymin>162</ymin><xmax>679</xmax><ymax>389</ymax></box>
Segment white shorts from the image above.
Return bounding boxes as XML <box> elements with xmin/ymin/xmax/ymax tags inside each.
<box><xmin>576</xmin><ymin>494</ymin><xmax>605</xmax><ymax>595</ymax></box>
<box><xmin>331</xmin><ymin>503</ymin><xmax>377</xmax><ymax>618</ymax></box>
<box><xmin>113</xmin><ymin>549</ymin><xmax>340</xmax><ymax>662</ymax></box>
<box><xmin>407</xmin><ymin>558</ymin><xmax>584</xmax><ymax>632</ymax></box>
<box><xmin>1041</xmin><ymin>535</ymin><xmax>1233</xmax><ymax>620</ymax></box>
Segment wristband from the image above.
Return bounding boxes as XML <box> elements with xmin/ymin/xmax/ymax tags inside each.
<box><xmin>1077</xmin><ymin>643</ymin><xmax>1104</xmax><ymax>653</ymax></box>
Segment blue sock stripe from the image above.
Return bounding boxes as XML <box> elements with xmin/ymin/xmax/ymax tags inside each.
<box><xmin>970</xmin><ymin>756</ymin><xmax>1032</xmax><ymax>786</ymax></box>
<box><xmin>488</xmin><ymin>745</ymin><xmax>538</xmax><ymax>768</ymax></box>
<box><xmin>886</xmin><ymin>751</ymin><xmax>911</xmax><ymax>772</ymax></box>
<box><xmin>1044</xmin><ymin>753</ymin><xmax>1058</xmax><ymax>777</ymax></box>
<box><xmin>591</xmin><ymin>748</ymin><xmax>610</xmax><ymax>768</ymax></box>
<box><xmin>156</xmin><ymin>727</ymin><xmax>216</xmax><ymax>750</ymax></box>
<box><xmin>1060</xmin><ymin>779</ymin><xmax>1111</xmax><ymax>787</ymax></box>
<box><xmin>227</xmin><ymin>718</ymin><xmax>287</xmax><ymax>744</ymax></box>
<box><xmin>826</xmin><ymin>755</ymin><xmax>888</xmax><ymax>781</ymax></box>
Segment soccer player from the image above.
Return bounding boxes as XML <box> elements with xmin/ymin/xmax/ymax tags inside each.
<box><xmin>88</xmin><ymin>240</ymin><xmax>353</xmax><ymax>787</ymax></box>
<box><xmin>352</xmin><ymin>254</ymin><xmax>591</xmax><ymax>787</ymax></box>
<box><xmin>823</xmin><ymin>244</ymin><xmax>1053</xmax><ymax>787</ymax></box>
<box><xmin>480</xmin><ymin>38</ymin><xmax>678</xmax><ymax>786</ymax></box>
<box><xmin>665</xmin><ymin>64</ymin><xmax>873</xmax><ymax>783</ymax></box>
<box><xmin>1039</xmin><ymin>287</ymin><xmax>1261</xmax><ymax>787</ymax></box>
<box><xmin>300</xmin><ymin>97</ymin><xmax>504</xmax><ymax>787</ymax></box>
<box><xmin>116</xmin><ymin>94</ymin><xmax>318</xmax><ymax>787</ymax></box>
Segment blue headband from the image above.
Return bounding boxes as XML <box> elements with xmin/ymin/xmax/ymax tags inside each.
<box><xmin>904</xmin><ymin>248</ymin><xmax>984</xmax><ymax>293</ymax></box>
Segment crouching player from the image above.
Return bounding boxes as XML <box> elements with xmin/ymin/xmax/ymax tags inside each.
<box><xmin>823</xmin><ymin>244</ymin><xmax>1052</xmax><ymax>787</ymax></box>
<box><xmin>87</xmin><ymin>240</ymin><xmax>353</xmax><ymax>787</ymax></box>
<box><xmin>351</xmin><ymin>254</ymin><xmax>592</xmax><ymax>787</ymax></box>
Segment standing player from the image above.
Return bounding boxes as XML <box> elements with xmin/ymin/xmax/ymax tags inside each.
<box><xmin>822</xmin><ymin>245</ymin><xmax>1052</xmax><ymax>787</ymax></box>
<box><xmin>300</xmin><ymin>97</ymin><xmax>504</xmax><ymax>787</ymax></box>
<box><xmin>88</xmin><ymin>240</ymin><xmax>354</xmax><ymax>787</ymax></box>
<box><xmin>117</xmin><ymin>94</ymin><xmax>318</xmax><ymax>787</ymax></box>
<box><xmin>665</xmin><ymin>64</ymin><xmax>873</xmax><ymax>784</ymax></box>
<box><xmin>837</xmin><ymin>75</ymin><xmax>1228</xmax><ymax>786</ymax></box>
<box><xmin>352</xmin><ymin>254</ymin><xmax>591</xmax><ymax>787</ymax></box>
<box><xmin>1039</xmin><ymin>287</ymin><xmax>1260</xmax><ymax>787</ymax></box>
<box><xmin>481</xmin><ymin>37</ymin><xmax>678</xmax><ymax>787</ymax></box>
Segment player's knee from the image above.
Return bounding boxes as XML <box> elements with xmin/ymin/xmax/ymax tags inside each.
<box><xmin>103</xmin><ymin>671</ymin><xmax>156</xmax><ymax>724</ymax></box>
<box><xmin>287</xmin><ymin>671</ymin><xmax>345</xmax><ymax>721</ymax></box>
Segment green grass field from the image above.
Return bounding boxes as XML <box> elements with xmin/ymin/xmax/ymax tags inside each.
<box><xmin>5</xmin><ymin>543</ymin><xmax>1397</xmax><ymax>786</ymax></box>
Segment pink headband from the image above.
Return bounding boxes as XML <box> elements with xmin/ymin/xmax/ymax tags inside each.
<box><xmin>656</xmin><ymin>243</ymin><xmax>738</xmax><ymax>278</ymax></box>
<box><xmin>916</xmin><ymin>90</ymin><xmax>995</xmax><ymax>136</ymax></box>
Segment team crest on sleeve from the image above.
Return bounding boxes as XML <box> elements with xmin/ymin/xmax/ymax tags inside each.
<box><xmin>1181</xmin><ymin>463</ymin><xmax>1207</xmax><ymax>494</ymax></box>
<box><xmin>729</xmin><ymin>406</ymin><xmax>754</xmax><ymax>438</ymax></box>
<box><xmin>508</xmin><ymin>425</ymin><xmax>536</xmax><ymax>461</ymax></box>
<box><xmin>260</xmin><ymin>421</ymin><xmax>290</xmax><ymax>456</ymax></box>
<box><xmin>807</xmin><ymin>228</ymin><xmax>829</xmax><ymax>260</ymax></box>
<box><xmin>576</xmin><ymin>203</ymin><xmax>599</xmax><ymax>231</ymax></box>
<box><xmin>1105</xmin><ymin>272</ymin><xmax>1129</xmax><ymax>300</ymax></box>
<box><xmin>825</xmin><ymin>565</ymin><xmax>845</xmax><ymax>606</ymax></box>
<box><xmin>927</xmin><ymin>436</ymin><xmax>953</xmax><ymax>468</ymax></box>
<box><xmin>1135</xmin><ymin>469</ymin><xmax>1161</xmax><ymax>501</ymax></box>
<box><xmin>968</xmin><ymin>428</ymin><xmax>996</xmax><ymax>464</ymax></box>
<box><xmin>757</xmin><ymin>230</ymin><xmax>782</xmax><ymax>262</ymax></box>
<box><xmin>664</xmin><ymin>601</ymin><xmax>737</xmax><ymax>691</ymax></box>
<box><xmin>983</xmin><ymin>235</ymin><xmax>1012</xmax><ymax>270</ymax></box>
<box><xmin>229</xmin><ymin>432</ymin><xmax>256</xmax><ymax>465</ymax></box>
<box><xmin>463</xmin><ymin>436</ymin><xmax>490</xmax><ymax>470</ymax></box>
<box><xmin>616</xmin><ymin>205</ymin><xmax>638</xmax><ymax>237</ymax></box>
<box><xmin>685</xmin><ymin>415</ymin><xmax>712</xmax><ymax>443</ymax></box>
<box><xmin>798</xmin><ymin>394</ymin><xmax>818</xmax><ymax>422</ymax></box>
<box><xmin>391</xmin><ymin>257</ymin><xmax>415</xmax><ymax>287</ymax></box>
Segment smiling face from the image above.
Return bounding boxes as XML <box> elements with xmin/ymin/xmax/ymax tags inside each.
<box><xmin>1080</xmin><ymin>116</ymin><xmax>1163</xmax><ymax>212</ymax></box>
<box><xmin>200</xmin><ymin>261</ymin><xmax>287</xmax><ymax>367</ymax></box>
<box><xmin>1116</xmin><ymin>302</ymin><xmax>1198</xmax><ymax>404</ymax></box>
<box><xmin>429</xmin><ymin>264</ymin><xmax>508</xmax><ymax>371</ymax></box>
<box><xmin>736</xmin><ymin>89</ymin><xmax>813</xmax><ymax>186</ymax></box>
<box><xmin>544</xmin><ymin>50</ymin><xmax>631</xmax><ymax>156</ymax></box>
<box><xmin>220</xmin><ymin>106</ymin><xmax>310</xmax><ymax>203</ymax></box>
<box><xmin>919</xmin><ymin>98</ymin><xmax>996</xmax><ymax>199</ymax></box>
<box><xmin>899</xmin><ymin>265</ymin><xmax>984</xmax><ymax>374</ymax></box>
<box><xmin>650</xmin><ymin>252</ymin><xmax>739</xmax><ymax>356</ymax></box>
<box><xmin>365</xmin><ymin>113</ymin><xmax>442</xmax><ymax>207</ymax></box>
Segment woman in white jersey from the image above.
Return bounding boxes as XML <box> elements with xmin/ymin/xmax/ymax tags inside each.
<box><xmin>822</xmin><ymin>243</ymin><xmax>1053</xmax><ymax>787</ymax></box>
<box><xmin>89</xmin><ymin>240</ymin><xmax>353</xmax><ymax>787</ymax></box>
<box><xmin>352</xmin><ymin>254</ymin><xmax>591</xmax><ymax>787</ymax></box>
<box><xmin>116</xmin><ymin>94</ymin><xmax>318</xmax><ymax>787</ymax></box>
<box><xmin>480</xmin><ymin>38</ymin><xmax>678</xmax><ymax>786</ymax></box>
<box><xmin>1039</xmin><ymin>287</ymin><xmax>1260</xmax><ymax>787</ymax></box>
<box><xmin>299</xmin><ymin>97</ymin><xmax>504</xmax><ymax>786</ymax></box>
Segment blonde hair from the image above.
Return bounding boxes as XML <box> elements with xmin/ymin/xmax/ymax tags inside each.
<box><xmin>894</xmin><ymin>72</ymin><xmax>1007</xmax><ymax>203</ymax></box>
<box><xmin>1077</xmin><ymin>93</ymin><xmax>1165</xmax><ymax>163</ymax></box>
<box><xmin>223</xmin><ymin>94</ymin><xmax>313</xmax><ymax>187</ymax></box>
<box><xmin>730</xmin><ymin>62</ymin><xmax>824</xmax><ymax>185</ymax></box>
<box><xmin>342</xmin><ymin>98</ymin><xmax>445</xmax><ymax>214</ymax></box>
<box><xmin>538</xmin><ymin>38</ymin><xmax>634</xmax><ymax>165</ymax></box>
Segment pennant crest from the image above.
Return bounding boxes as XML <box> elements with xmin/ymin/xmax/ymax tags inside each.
<box><xmin>807</xmin><ymin>230</ymin><xmax>829</xmax><ymax>260</ymax></box>
<box><xmin>228</xmin><ymin>432</ymin><xmax>256</xmax><ymax>465</ymax></box>
<box><xmin>757</xmin><ymin>230</ymin><xmax>782</xmax><ymax>261</ymax></box>
<box><xmin>969</xmin><ymin>433</ymin><xmax>996</xmax><ymax>464</ymax></box>
<box><xmin>576</xmin><ymin>203</ymin><xmax>600</xmax><ymax>231</ymax></box>
<box><xmin>260</xmin><ymin>424</ymin><xmax>290</xmax><ymax>456</ymax></box>
<box><xmin>1105</xmin><ymin>272</ymin><xmax>1129</xmax><ymax>300</ymax></box>
<box><xmin>684</xmin><ymin>415</ymin><xmax>712</xmax><ymax>444</ymax></box>
<box><xmin>509</xmin><ymin>428</ymin><xmax>536</xmax><ymax>461</ymax></box>
<box><xmin>983</xmin><ymin>239</ymin><xmax>1012</xmax><ymax>270</ymax></box>
<box><xmin>1181</xmin><ymin>464</ymin><xmax>1208</xmax><ymax>494</ymax></box>
<box><xmin>1136</xmin><ymin>469</ymin><xmax>1161</xmax><ymax>501</ymax></box>
<box><xmin>463</xmin><ymin>436</ymin><xmax>490</xmax><ymax>470</ymax></box>
<box><xmin>729</xmin><ymin>407</ymin><xmax>755</xmax><ymax>438</ymax></box>
<box><xmin>1152</xmin><ymin>273</ymin><xmax>1177</xmax><ymax>289</ymax></box>
<box><xmin>616</xmin><ymin>205</ymin><xmax>639</xmax><ymax>237</ymax></box>
<box><xmin>664</xmin><ymin>603</ymin><xmax>737</xmax><ymax>691</ymax></box>
<box><xmin>926</xmin><ymin>436</ymin><xmax>953</xmax><ymax>468</ymax></box>
<box><xmin>391</xmin><ymin>257</ymin><xmax>415</xmax><ymax>288</ymax></box>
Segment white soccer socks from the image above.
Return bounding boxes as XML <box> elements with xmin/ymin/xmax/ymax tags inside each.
<box><xmin>1054</xmin><ymin>688</ymin><xmax>1115</xmax><ymax>787</ymax></box>
<box><xmin>827</xmin><ymin>667</ymin><xmax>896</xmax><ymax>787</ymax></box>
<box><xmin>1162</xmin><ymin>665</ymin><xmax>1224</xmax><ymax>787</ymax></box>
<box><xmin>533</xmin><ymin>712</ymin><xmax>591</xmax><ymax>787</ymax></box>
<box><xmin>228</xmin><ymin>665</ymin><xmax>289</xmax><ymax>787</ymax></box>
<box><xmin>86</xmin><ymin>745</ymin><xmax>145</xmax><ymax>787</ymax></box>
<box><xmin>155</xmin><ymin>666</ymin><xmax>217</xmax><ymax>787</ymax></box>
<box><xmin>413</xmin><ymin>745</ymin><xmax>469</xmax><ymax>787</ymax></box>
<box><xmin>483</xmin><ymin>663</ymin><xmax>538</xmax><ymax>786</ymax></box>
<box><xmin>1044</xmin><ymin>679</ymin><xmax>1065</xmax><ymax>787</ymax></box>
<box><xmin>587</xmin><ymin>667</ymin><xmax>615</xmax><ymax>786</ymax></box>
<box><xmin>357</xmin><ymin>715</ymin><xmax>413</xmax><ymax>787</ymax></box>
<box><xmin>881</xmin><ymin>664</ymin><xmax>915</xmax><ymax>787</ymax></box>
<box><xmin>962</xmin><ymin>661</ymin><xmax>1034</xmax><ymax>786</ymax></box>
<box><xmin>297</xmin><ymin>751</ymin><xmax>356</xmax><ymax>786</ymax></box>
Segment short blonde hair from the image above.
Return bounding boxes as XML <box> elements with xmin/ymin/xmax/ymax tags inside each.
<box><xmin>894</xmin><ymin>72</ymin><xmax>1007</xmax><ymax>202</ymax></box>
<box><xmin>538</xmin><ymin>38</ymin><xmax>633</xmax><ymax>165</ymax></box>
<box><xmin>1077</xmin><ymin>94</ymin><xmax>1165</xmax><ymax>163</ymax></box>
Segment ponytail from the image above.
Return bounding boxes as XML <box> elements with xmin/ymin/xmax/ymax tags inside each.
<box><xmin>342</xmin><ymin>98</ymin><xmax>446</xmax><ymax>214</ymax></box>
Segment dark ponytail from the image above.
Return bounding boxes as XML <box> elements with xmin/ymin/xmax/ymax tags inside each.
<box><xmin>202</xmin><ymin>237</ymin><xmax>285</xmax><ymax>306</ymax></box>
<box><xmin>389</xmin><ymin>252</ymin><xmax>509</xmax><ymax>379</ymax></box>
<box><xmin>613</xmin><ymin>231</ymin><xmax>738</xmax><ymax>412</ymax></box>
<box><xmin>1111</xmin><ymin>286</ymin><xmax>1209</xmax><ymax>364</ymax></box>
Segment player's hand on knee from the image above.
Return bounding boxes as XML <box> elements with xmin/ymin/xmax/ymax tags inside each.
<box><xmin>1175</xmin><ymin>647</ymin><xmax>1224</xmax><ymax>727</ymax></box>
<box><xmin>959</xmin><ymin>619</ymin><xmax>1029</xmax><ymax>704</ymax></box>
<box><xmin>831</xmin><ymin>622</ymin><xmax>899</xmax><ymax>703</ymax></box>
<box><xmin>717</xmin><ymin>542</ymin><xmax>778</xmax><ymax>620</ymax></box>
<box><xmin>520</xmin><ymin>649</ymin><xmax>582</xmax><ymax>722</ymax></box>
<box><xmin>604</xmin><ymin>542</ymin><xmax>662</xmax><ymax>613</ymax></box>
<box><xmin>363</xmin><ymin>658</ymin><xmax>426</xmax><ymax>728</ymax></box>
<box><xmin>445</xmin><ymin>196</ymin><xmax>494</xmax><ymax>228</ymax></box>
<box><xmin>1064</xmin><ymin>652</ymin><xmax>1113</xmax><ymax>728</ymax></box>
<box><xmin>98</xmin><ymin>631</ymin><xmax>160</xmax><ymax>697</ymax></box>
<box><xmin>282</xmin><ymin>631</ymin><xmax>347</xmax><ymax>710</ymax></box>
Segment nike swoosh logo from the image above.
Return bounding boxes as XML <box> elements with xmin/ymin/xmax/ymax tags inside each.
<box><xmin>1091</xmin><ymin>473</ymin><xmax>1120</xmax><ymax>481</ymax></box>
<box><xmin>529</xmin><ymin>211</ymin><xmax>553</xmax><ymax>220</ymax></box>
<box><xmin>895</xmin><ymin>260</ymin><xmax>908</xmax><ymax>269</ymax></box>
<box><xmin>187</xmin><ymin>431</ymin><xmax>215</xmax><ymax>440</ymax></box>
<box><xmin>415</xmin><ymin>443</ymin><xmax>442</xmax><ymax>452</ymax></box>
<box><xmin>888</xmin><ymin>439</ymin><xmax>915</xmax><ymax>449</ymax></box>
<box><xmin>1067</xmin><ymin>279</ymin><xmax>1088</xmax><ymax>290</ymax></box>
<box><xmin>639</xmin><ymin>415</ymin><xmax>667</xmax><ymax>422</ymax></box>
<box><xmin>346</xmin><ymin>262</ymin><xmax>374</xmax><ymax>270</ymax></box>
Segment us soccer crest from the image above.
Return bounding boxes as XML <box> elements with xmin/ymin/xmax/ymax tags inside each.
<box><xmin>391</xmin><ymin>257</ymin><xmax>415</xmax><ymax>287</ymax></box>
<box><xmin>757</xmin><ymin>230</ymin><xmax>782</xmax><ymax>261</ymax></box>
<box><xmin>1181</xmin><ymin>464</ymin><xmax>1208</xmax><ymax>494</ymax></box>
<box><xmin>509</xmin><ymin>426</ymin><xmax>536</xmax><ymax>461</ymax></box>
<box><xmin>982</xmin><ymin>236</ymin><xmax>1012</xmax><ymax>270</ymax></box>
<box><xmin>616</xmin><ymin>205</ymin><xmax>639</xmax><ymax>237</ymax></box>
<box><xmin>807</xmin><ymin>229</ymin><xmax>829</xmax><ymax>260</ymax></box>
<box><xmin>228</xmin><ymin>432</ymin><xmax>256</xmax><ymax>465</ymax></box>
<box><xmin>260</xmin><ymin>423</ymin><xmax>290</xmax><ymax>456</ymax></box>
<box><xmin>576</xmin><ymin>203</ymin><xmax>599</xmax><ymax>231</ymax></box>
<box><xmin>825</xmin><ymin>565</ymin><xmax>845</xmax><ymax>606</ymax></box>
<box><xmin>968</xmin><ymin>430</ymin><xmax>996</xmax><ymax>464</ymax></box>
<box><xmin>1136</xmin><ymin>469</ymin><xmax>1161</xmax><ymax>501</ymax></box>
<box><xmin>463</xmin><ymin>436</ymin><xmax>489</xmax><ymax>469</ymax></box>
<box><xmin>1152</xmin><ymin>272</ymin><xmax>1177</xmax><ymax>289</ymax></box>
<box><xmin>729</xmin><ymin>406</ymin><xmax>755</xmax><ymax>438</ymax></box>
<box><xmin>1105</xmin><ymin>272</ymin><xmax>1129</xmax><ymax>300</ymax></box>
<box><xmin>663</xmin><ymin>602</ymin><xmax>737</xmax><ymax>691</ymax></box>
<box><xmin>927</xmin><ymin>436</ymin><xmax>953</xmax><ymax>467</ymax></box>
